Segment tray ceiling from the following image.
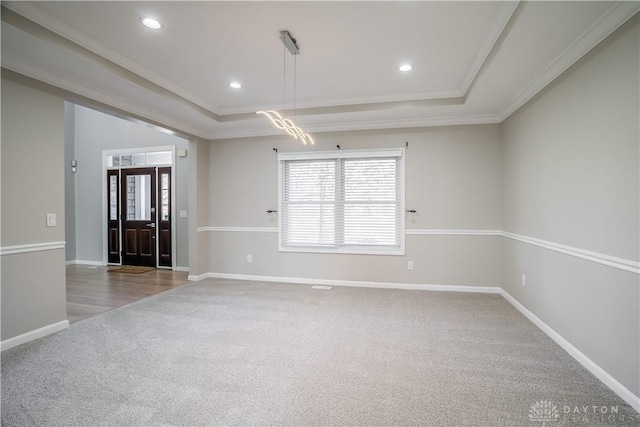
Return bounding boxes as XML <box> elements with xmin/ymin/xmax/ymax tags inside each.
<box><xmin>2</xmin><ymin>1</ymin><xmax>638</xmax><ymax>139</ymax></box>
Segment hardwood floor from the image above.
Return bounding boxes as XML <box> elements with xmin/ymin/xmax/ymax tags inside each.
<box><xmin>66</xmin><ymin>265</ymin><xmax>189</xmax><ymax>323</ymax></box>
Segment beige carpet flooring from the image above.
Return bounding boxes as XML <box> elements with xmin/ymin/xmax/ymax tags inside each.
<box><xmin>1</xmin><ymin>279</ymin><xmax>638</xmax><ymax>426</ymax></box>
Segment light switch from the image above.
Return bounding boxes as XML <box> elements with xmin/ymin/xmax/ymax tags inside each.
<box><xmin>179</xmin><ymin>210</ymin><xmax>188</xmax><ymax>218</ymax></box>
<box><xmin>46</xmin><ymin>213</ymin><xmax>57</xmax><ymax>227</ymax></box>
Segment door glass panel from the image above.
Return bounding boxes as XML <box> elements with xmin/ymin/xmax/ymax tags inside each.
<box><xmin>147</xmin><ymin>151</ymin><xmax>172</xmax><ymax>165</ymax></box>
<box><xmin>109</xmin><ymin>175</ymin><xmax>118</xmax><ymax>220</ymax></box>
<box><xmin>161</xmin><ymin>173</ymin><xmax>169</xmax><ymax>221</ymax></box>
<box><xmin>126</xmin><ymin>175</ymin><xmax>151</xmax><ymax>220</ymax></box>
<box><xmin>120</xmin><ymin>155</ymin><xmax>132</xmax><ymax>167</ymax></box>
<box><xmin>132</xmin><ymin>153</ymin><xmax>146</xmax><ymax>166</ymax></box>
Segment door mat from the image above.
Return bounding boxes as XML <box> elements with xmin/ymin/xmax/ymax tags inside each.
<box><xmin>109</xmin><ymin>266</ymin><xmax>156</xmax><ymax>274</ymax></box>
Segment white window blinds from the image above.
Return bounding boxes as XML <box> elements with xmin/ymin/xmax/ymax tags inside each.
<box><xmin>278</xmin><ymin>149</ymin><xmax>405</xmax><ymax>255</ymax></box>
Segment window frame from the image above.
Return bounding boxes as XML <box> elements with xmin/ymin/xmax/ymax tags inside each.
<box><xmin>277</xmin><ymin>148</ymin><xmax>405</xmax><ymax>255</ymax></box>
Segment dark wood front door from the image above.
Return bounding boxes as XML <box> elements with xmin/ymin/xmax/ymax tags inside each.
<box><xmin>121</xmin><ymin>168</ymin><xmax>157</xmax><ymax>267</ymax></box>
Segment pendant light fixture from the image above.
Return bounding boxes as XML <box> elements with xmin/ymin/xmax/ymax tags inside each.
<box><xmin>257</xmin><ymin>31</ymin><xmax>314</xmax><ymax>145</ymax></box>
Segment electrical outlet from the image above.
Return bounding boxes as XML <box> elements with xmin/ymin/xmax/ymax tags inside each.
<box><xmin>247</xmin><ymin>254</ymin><xmax>253</xmax><ymax>263</ymax></box>
<box><xmin>408</xmin><ymin>261</ymin><xmax>414</xmax><ymax>270</ymax></box>
<box><xmin>46</xmin><ymin>213</ymin><xmax>56</xmax><ymax>227</ymax></box>
<box><xmin>521</xmin><ymin>274</ymin><xmax>526</xmax><ymax>286</ymax></box>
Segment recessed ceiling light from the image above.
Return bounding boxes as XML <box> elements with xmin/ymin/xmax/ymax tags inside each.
<box><xmin>141</xmin><ymin>17</ymin><xmax>162</xmax><ymax>30</ymax></box>
<box><xmin>229</xmin><ymin>82</ymin><xmax>242</xmax><ymax>89</ymax></box>
<box><xmin>399</xmin><ymin>64</ymin><xmax>413</xmax><ymax>72</ymax></box>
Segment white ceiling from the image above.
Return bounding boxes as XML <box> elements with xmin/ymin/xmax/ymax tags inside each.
<box><xmin>2</xmin><ymin>1</ymin><xmax>638</xmax><ymax>140</ymax></box>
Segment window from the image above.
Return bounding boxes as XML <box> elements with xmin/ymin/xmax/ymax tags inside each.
<box><xmin>107</xmin><ymin>151</ymin><xmax>172</xmax><ymax>168</ymax></box>
<box><xmin>278</xmin><ymin>149</ymin><xmax>405</xmax><ymax>255</ymax></box>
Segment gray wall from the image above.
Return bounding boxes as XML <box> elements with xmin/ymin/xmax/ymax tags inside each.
<box><xmin>71</xmin><ymin>104</ymin><xmax>190</xmax><ymax>268</ymax></box>
<box><xmin>501</xmin><ymin>17</ymin><xmax>639</xmax><ymax>396</ymax></box>
<box><xmin>197</xmin><ymin>125</ymin><xmax>503</xmax><ymax>286</ymax></box>
<box><xmin>1</xmin><ymin>76</ymin><xmax>67</xmax><ymax>340</ymax></box>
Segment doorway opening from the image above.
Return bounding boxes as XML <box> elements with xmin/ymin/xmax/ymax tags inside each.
<box><xmin>104</xmin><ymin>148</ymin><xmax>175</xmax><ymax>268</ymax></box>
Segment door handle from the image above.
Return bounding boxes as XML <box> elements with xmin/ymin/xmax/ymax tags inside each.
<box><xmin>146</xmin><ymin>223</ymin><xmax>156</xmax><ymax>228</ymax></box>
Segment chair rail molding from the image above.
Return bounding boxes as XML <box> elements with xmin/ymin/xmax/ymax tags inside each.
<box><xmin>0</xmin><ymin>241</ymin><xmax>66</xmax><ymax>256</ymax></box>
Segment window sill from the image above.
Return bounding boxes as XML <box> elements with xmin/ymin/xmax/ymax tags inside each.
<box><xmin>278</xmin><ymin>246</ymin><xmax>405</xmax><ymax>256</ymax></box>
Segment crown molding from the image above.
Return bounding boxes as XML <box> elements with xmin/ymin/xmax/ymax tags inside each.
<box><xmin>1</xmin><ymin>55</ymin><xmax>210</xmax><ymax>140</ymax></box>
<box><xmin>499</xmin><ymin>1</ymin><xmax>640</xmax><ymax>122</ymax></box>
<box><xmin>2</xmin><ymin>1</ymin><xmax>222</xmax><ymax>115</ymax></box>
<box><xmin>218</xmin><ymin>87</ymin><xmax>464</xmax><ymax>116</ymax></box>
<box><xmin>205</xmin><ymin>114</ymin><xmax>502</xmax><ymax>140</ymax></box>
<box><xmin>460</xmin><ymin>1</ymin><xmax>520</xmax><ymax>97</ymax></box>
<box><xmin>305</xmin><ymin>114</ymin><xmax>503</xmax><ymax>134</ymax></box>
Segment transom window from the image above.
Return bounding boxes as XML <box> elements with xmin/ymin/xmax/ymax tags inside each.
<box><xmin>107</xmin><ymin>151</ymin><xmax>172</xmax><ymax>168</ymax></box>
<box><xmin>278</xmin><ymin>149</ymin><xmax>405</xmax><ymax>255</ymax></box>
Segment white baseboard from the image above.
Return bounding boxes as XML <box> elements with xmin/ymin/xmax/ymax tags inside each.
<box><xmin>189</xmin><ymin>271</ymin><xmax>501</xmax><ymax>294</ymax></box>
<box><xmin>66</xmin><ymin>260</ymin><xmax>106</xmax><ymax>266</ymax></box>
<box><xmin>500</xmin><ymin>289</ymin><xmax>640</xmax><ymax>413</ymax></box>
<box><xmin>190</xmin><ymin>271</ymin><xmax>639</xmax><ymax>411</ymax></box>
<box><xmin>69</xmin><ymin>260</ymin><xmax>188</xmax><ymax>271</ymax></box>
<box><xmin>1</xmin><ymin>320</ymin><xmax>69</xmax><ymax>352</ymax></box>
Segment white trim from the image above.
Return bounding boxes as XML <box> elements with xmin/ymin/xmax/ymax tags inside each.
<box><xmin>460</xmin><ymin>1</ymin><xmax>520</xmax><ymax>96</ymax></box>
<box><xmin>278</xmin><ymin>246</ymin><xmax>405</xmax><ymax>256</ymax></box>
<box><xmin>0</xmin><ymin>320</ymin><xmax>69</xmax><ymax>352</ymax></box>
<box><xmin>196</xmin><ymin>227</ymin><xmax>502</xmax><ymax>236</ymax></box>
<box><xmin>187</xmin><ymin>273</ymin><xmax>209</xmax><ymax>282</ymax></box>
<box><xmin>223</xmin><ymin>88</ymin><xmax>463</xmax><ymax>116</ymax></box>
<box><xmin>0</xmin><ymin>241</ymin><xmax>65</xmax><ymax>256</ymax></box>
<box><xmin>500</xmin><ymin>289</ymin><xmax>640</xmax><ymax>412</ymax></box>
<box><xmin>169</xmin><ymin>151</ymin><xmax>177</xmax><ymax>270</ymax></box>
<box><xmin>189</xmin><ymin>272</ymin><xmax>500</xmax><ymax>294</ymax></box>
<box><xmin>174</xmin><ymin>266</ymin><xmax>189</xmax><ymax>273</ymax></box>
<box><xmin>278</xmin><ymin>148</ymin><xmax>403</xmax><ymax>162</ymax></box>
<box><xmin>500</xmin><ymin>1</ymin><xmax>640</xmax><ymax>121</ymax></box>
<box><xmin>407</xmin><ymin>229</ymin><xmax>501</xmax><ymax>236</ymax></box>
<box><xmin>66</xmin><ymin>259</ymin><xmax>106</xmax><ymax>266</ymax></box>
<box><xmin>197</xmin><ymin>226</ymin><xmax>278</xmax><ymax>233</ymax></box>
<box><xmin>502</xmin><ymin>231</ymin><xmax>639</xmax><ymax>275</ymax></box>
<box><xmin>206</xmin><ymin>114</ymin><xmax>503</xmax><ymax>141</ymax></box>
<box><xmin>186</xmin><ymin>271</ymin><xmax>640</xmax><ymax>411</ymax></box>
<box><xmin>195</xmin><ymin>227</ymin><xmax>639</xmax><ymax>274</ymax></box>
